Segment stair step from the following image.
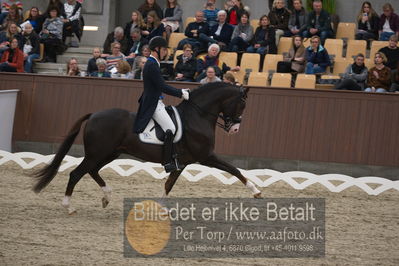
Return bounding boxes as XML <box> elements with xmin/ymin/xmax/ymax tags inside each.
<box><xmin>34</xmin><ymin>62</ymin><xmax>86</xmax><ymax>72</ymax></box>
<box><xmin>64</xmin><ymin>46</ymin><xmax>97</xmax><ymax>54</ymax></box>
<box><xmin>57</xmin><ymin>54</ymin><xmax>92</xmax><ymax>63</ymax></box>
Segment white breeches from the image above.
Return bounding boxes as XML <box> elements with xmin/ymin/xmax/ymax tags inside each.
<box><xmin>153</xmin><ymin>100</ymin><xmax>176</xmax><ymax>134</ymax></box>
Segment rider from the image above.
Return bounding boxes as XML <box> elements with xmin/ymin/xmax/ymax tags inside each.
<box><xmin>133</xmin><ymin>36</ymin><xmax>190</xmax><ymax>173</ymax></box>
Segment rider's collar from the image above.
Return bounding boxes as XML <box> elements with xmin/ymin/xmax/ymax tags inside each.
<box><xmin>149</xmin><ymin>55</ymin><xmax>160</xmax><ymax>67</ymax></box>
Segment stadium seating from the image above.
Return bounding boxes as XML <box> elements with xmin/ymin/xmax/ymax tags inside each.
<box><xmin>369</xmin><ymin>41</ymin><xmax>389</xmax><ymax>59</ymax></box>
<box><xmin>271</xmin><ymin>73</ymin><xmax>292</xmax><ymax>88</ymax></box>
<box><xmin>324</xmin><ymin>38</ymin><xmax>343</xmax><ymax>58</ymax></box>
<box><xmin>173</xmin><ymin>50</ymin><xmax>184</xmax><ymax>67</ymax></box>
<box><xmin>250</xmin><ymin>19</ymin><xmax>258</xmax><ymax>31</ymax></box>
<box><xmin>336</xmin><ymin>22</ymin><xmax>356</xmax><ymax>40</ymax></box>
<box><xmin>364</xmin><ymin>58</ymin><xmax>374</xmax><ymax>70</ymax></box>
<box><xmin>262</xmin><ymin>54</ymin><xmax>283</xmax><ymax>74</ymax></box>
<box><xmin>184</xmin><ymin>17</ymin><xmax>196</xmax><ymax>28</ymax></box>
<box><xmin>168</xmin><ymin>33</ymin><xmax>185</xmax><ymax>50</ymax></box>
<box><xmin>247</xmin><ymin>72</ymin><xmax>268</xmax><ymax>87</ymax></box>
<box><xmin>332</xmin><ymin>57</ymin><xmax>351</xmax><ymax>75</ymax></box>
<box><xmin>240</xmin><ymin>53</ymin><xmax>261</xmax><ymax>72</ymax></box>
<box><xmin>346</xmin><ymin>40</ymin><xmax>367</xmax><ymax>59</ymax></box>
<box><xmin>278</xmin><ymin>37</ymin><xmax>292</xmax><ymax>55</ymax></box>
<box><xmin>295</xmin><ymin>74</ymin><xmax>316</xmax><ymax>89</ymax></box>
<box><xmin>219</xmin><ymin>52</ymin><xmax>238</xmax><ymax>69</ymax></box>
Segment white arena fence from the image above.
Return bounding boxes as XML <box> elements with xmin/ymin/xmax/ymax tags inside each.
<box><xmin>0</xmin><ymin>150</ymin><xmax>398</xmax><ymax>196</ymax></box>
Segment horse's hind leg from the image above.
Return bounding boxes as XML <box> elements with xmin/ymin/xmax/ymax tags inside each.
<box><xmin>90</xmin><ymin>170</ymin><xmax>112</xmax><ymax>208</ymax></box>
<box><xmin>62</xmin><ymin>158</ymin><xmax>95</xmax><ymax>214</ymax></box>
<box><xmin>201</xmin><ymin>154</ymin><xmax>262</xmax><ymax>198</ymax></box>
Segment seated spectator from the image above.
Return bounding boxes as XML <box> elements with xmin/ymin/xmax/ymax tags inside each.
<box><xmin>21</xmin><ymin>23</ymin><xmax>40</xmax><ymax>73</ymax></box>
<box><xmin>39</xmin><ymin>7</ymin><xmax>63</xmax><ymax>63</ymax></box>
<box><xmin>0</xmin><ymin>4</ymin><xmax>23</xmax><ymax>31</ymax></box>
<box><xmin>141</xmin><ymin>44</ymin><xmax>151</xmax><ymax>57</ymax></box>
<box><xmin>196</xmin><ymin>43</ymin><xmax>240</xmax><ymax>81</ymax></box>
<box><xmin>226</xmin><ymin>0</ymin><xmax>245</xmax><ymax>26</ymax></box>
<box><xmin>62</xmin><ymin>0</ymin><xmax>83</xmax><ymax>47</ymax></box>
<box><xmin>268</xmin><ymin>0</ymin><xmax>290</xmax><ymax>45</ymax></box>
<box><xmin>0</xmin><ymin>37</ymin><xmax>23</xmax><ymax>72</ymax></box>
<box><xmin>66</xmin><ymin>57</ymin><xmax>81</xmax><ymax>76</ymax></box>
<box><xmin>89</xmin><ymin>58</ymin><xmax>111</xmax><ymax>78</ymax></box>
<box><xmin>228</xmin><ymin>10</ymin><xmax>253</xmax><ymax>52</ymax></box>
<box><xmin>162</xmin><ymin>0</ymin><xmax>183</xmax><ymax>42</ymax></box>
<box><xmin>106</xmin><ymin>42</ymin><xmax>126</xmax><ymax>72</ymax></box>
<box><xmin>223</xmin><ymin>71</ymin><xmax>238</xmax><ymax>84</ymax></box>
<box><xmin>24</xmin><ymin>7</ymin><xmax>45</xmax><ymax>34</ymax></box>
<box><xmin>379</xmin><ymin>35</ymin><xmax>399</xmax><ymax>70</ymax></box>
<box><xmin>0</xmin><ymin>22</ymin><xmax>22</xmax><ymax>57</ymax></box>
<box><xmin>279</xmin><ymin>35</ymin><xmax>305</xmax><ymax>73</ymax></box>
<box><xmin>45</xmin><ymin>0</ymin><xmax>65</xmax><ymax>19</ymax></box>
<box><xmin>390</xmin><ymin>62</ymin><xmax>399</xmax><ymax>92</ymax></box>
<box><xmin>200</xmin><ymin>66</ymin><xmax>222</xmax><ymax>84</ymax></box>
<box><xmin>124</xmin><ymin>10</ymin><xmax>146</xmax><ymax>38</ymax></box>
<box><xmin>142</xmin><ymin>10</ymin><xmax>165</xmax><ymax>41</ymax></box>
<box><xmin>246</xmin><ymin>15</ymin><xmax>277</xmax><ymax>55</ymax></box>
<box><xmin>0</xmin><ymin>0</ymin><xmax>22</xmax><ymax>25</ymax></box>
<box><xmin>365</xmin><ymin>52</ymin><xmax>391</xmax><ymax>92</ymax></box>
<box><xmin>203</xmin><ymin>0</ymin><xmax>219</xmax><ymax>27</ymax></box>
<box><xmin>305</xmin><ymin>36</ymin><xmax>330</xmax><ymax>74</ymax></box>
<box><xmin>177</xmin><ymin>11</ymin><xmax>209</xmax><ymax>55</ymax></box>
<box><xmin>207</xmin><ymin>10</ymin><xmax>234</xmax><ymax>50</ymax></box>
<box><xmin>112</xmin><ymin>60</ymin><xmax>133</xmax><ymax>78</ymax></box>
<box><xmin>131</xmin><ymin>55</ymin><xmax>147</xmax><ymax>79</ymax></box>
<box><xmin>356</xmin><ymin>1</ymin><xmax>380</xmax><ymax>41</ymax></box>
<box><xmin>103</xmin><ymin>27</ymin><xmax>129</xmax><ymax>55</ymax></box>
<box><xmin>138</xmin><ymin>0</ymin><xmax>163</xmax><ymax>21</ymax></box>
<box><xmin>378</xmin><ymin>3</ymin><xmax>399</xmax><ymax>41</ymax></box>
<box><xmin>174</xmin><ymin>43</ymin><xmax>197</xmax><ymax>82</ymax></box>
<box><xmin>126</xmin><ymin>28</ymin><xmax>149</xmax><ymax>65</ymax></box>
<box><xmin>86</xmin><ymin>47</ymin><xmax>102</xmax><ymax>75</ymax></box>
<box><xmin>334</xmin><ymin>53</ymin><xmax>368</xmax><ymax>91</ymax></box>
<box><xmin>288</xmin><ymin>0</ymin><xmax>307</xmax><ymax>37</ymax></box>
<box><xmin>303</xmin><ymin>0</ymin><xmax>333</xmax><ymax>45</ymax></box>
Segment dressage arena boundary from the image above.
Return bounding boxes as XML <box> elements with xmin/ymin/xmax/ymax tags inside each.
<box><xmin>1</xmin><ymin>151</ymin><xmax>398</xmax><ymax>196</ymax></box>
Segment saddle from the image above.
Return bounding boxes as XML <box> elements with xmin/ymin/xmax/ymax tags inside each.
<box><xmin>139</xmin><ymin>106</ymin><xmax>183</xmax><ymax>145</ymax></box>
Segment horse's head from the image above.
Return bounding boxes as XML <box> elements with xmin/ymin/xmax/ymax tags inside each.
<box><xmin>220</xmin><ymin>86</ymin><xmax>249</xmax><ymax>135</ymax></box>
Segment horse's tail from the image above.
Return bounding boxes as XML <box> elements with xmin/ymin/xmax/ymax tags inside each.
<box><xmin>33</xmin><ymin>113</ymin><xmax>92</xmax><ymax>193</ymax></box>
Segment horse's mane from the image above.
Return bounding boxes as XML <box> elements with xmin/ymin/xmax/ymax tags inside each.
<box><xmin>189</xmin><ymin>82</ymin><xmax>240</xmax><ymax>99</ymax></box>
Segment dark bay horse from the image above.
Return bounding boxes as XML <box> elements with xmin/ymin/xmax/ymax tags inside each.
<box><xmin>33</xmin><ymin>82</ymin><xmax>261</xmax><ymax>214</ymax></box>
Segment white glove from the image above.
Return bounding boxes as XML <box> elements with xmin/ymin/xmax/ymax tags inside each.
<box><xmin>182</xmin><ymin>89</ymin><xmax>190</xmax><ymax>100</ymax></box>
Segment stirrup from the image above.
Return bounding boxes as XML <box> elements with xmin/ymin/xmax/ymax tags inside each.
<box><xmin>164</xmin><ymin>159</ymin><xmax>184</xmax><ymax>173</ymax></box>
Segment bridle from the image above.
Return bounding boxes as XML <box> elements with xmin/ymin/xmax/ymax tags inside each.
<box><xmin>187</xmin><ymin>88</ymin><xmax>247</xmax><ymax>132</ymax></box>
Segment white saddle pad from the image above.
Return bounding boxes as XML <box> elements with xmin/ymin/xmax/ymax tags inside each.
<box><xmin>138</xmin><ymin>106</ymin><xmax>183</xmax><ymax>145</ymax></box>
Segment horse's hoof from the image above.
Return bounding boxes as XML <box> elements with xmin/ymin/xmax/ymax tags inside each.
<box><xmin>102</xmin><ymin>197</ymin><xmax>109</xmax><ymax>208</ymax></box>
<box><xmin>253</xmin><ymin>192</ymin><xmax>262</xmax><ymax>199</ymax></box>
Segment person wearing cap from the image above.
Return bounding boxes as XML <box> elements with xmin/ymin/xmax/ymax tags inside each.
<box><xmin>133</xmin><ymin>36</ymin><xmax>190</xmax><ymax>173</ymax></box>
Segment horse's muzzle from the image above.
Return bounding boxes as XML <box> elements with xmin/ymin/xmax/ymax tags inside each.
<box><xmin>228</xmin><ymin>123</ymin><xmax>240</xmax><ymax>135</ymax></box>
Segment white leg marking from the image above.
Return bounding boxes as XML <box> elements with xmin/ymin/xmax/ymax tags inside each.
<box><xmin>246</xmin><ymin>180</ymin><xmax>261</xmax><ymax>195</ymax></box>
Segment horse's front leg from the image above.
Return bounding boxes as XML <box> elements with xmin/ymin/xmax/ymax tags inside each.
<box><xmin>164</xmin><ymin>168</ymin><xmax>185</xmax><ymax>196</ymax></box>
<box><xmin>201</xmin><ymin>154</ymin><xmax>261</xmax><ymax>198</ymax></box>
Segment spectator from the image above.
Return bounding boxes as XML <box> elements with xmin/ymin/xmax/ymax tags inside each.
<box><xmin>177</xmin><ymin>11</ymin><xmax>209</xmax><ymax>55</ymax></box>
<box><xmin>365</xmin><ymin>52</ymin><xmax>391</xmax><ymax>93</ymax></box>
<box><xmin>89</xmin><ymin>58</ymin><xmax>111</xmax><ymax>78</ymax></box>
<box><xmin>112</xmin><ymin>60</ymin><xmax>133</xmax><ymax>79</ymax></box>
<box><xmin>162</xmin><ymin>0</ymin><xmax>183</xmax><ymax>42</ymax></box>
<box><xmin>390</xmin><ymin>62</ymin><xmax>399</xmax><ymax>92</ymax></box>
<box><xmin>141</xmin><ymin>44</ymin><xmax>151</xmax><ymax>57</ymax></box>
<box><xmin>226</xmin><ymin>0</ymin><xmax>245</xmax><ymax>26</ymax></box>
<box><xmin>196</xmin><ymin>43</ymin><xmax>240</xmax><ymax>81</ymax></box>
<box><xmin>246</xmin><ymin>15</ymin><xmax>277</xmax><ymax>55</ymax></box>
<box><xmin>200</xmin><ymin>66</ymin><xmax>222</xmax><ymax>84</ymax></box>
<box><xmin>228</xmin><ymin>10</ymin><xmax>253</xmax><ymax>52</ymax></box>
<box><xmin>303</xmin><ymin>0</ymin><xmax>333</xmax><ymax>45</ymax></box>
<box><xmin>305</xmin><ymin>35</ymin><xmax>330</xmax><ymax>74</ymax></box>
<box><xmin>131</xmin><ymin>55</ymin><xmax>147</xmax><ymax>79</ymax></box>
<box><xmin>39</xmin><ymin>7</ymin><xmax>63</xmax><ymax>63</ymax></box>
<box><xmin>0</xmin><ymin>4</ymin><xmax>22</xmax><ymax>31</ymax></box>
<box><xmin>268</xmin><ymin>0</ymin><xmax>290</xmax><ymax>45</ymax></box>
<box><xmin>207</xmin><ymin>10</ymin><xmax>234</xmax><ymax>50</ymax></box>
<box><xmin>288</xmin><ymin>0</ymin><xmax>307</xmax><ymax>37</ymax></box>
<box><xmin>0</xmin><ymin>0</ymin><xmax>22</xmax><ymax>25</ymax></box>
<box><xmin>126</xmin><ymin>28</ymin><xmax>149</xmax><ymax>65</ymax></box>
<box><xmin>66</xmin><ymin>57</ymin><xmax>81</xmax><ymax>76</ymax></box>
<box><xmin>62</xmin><ymin>0</ymin><xmax>83</xmax><ymax>47</ymax></box>
<box><xmin>142</xmin><ymin>10</ymin><xmax>165</xmax><ymax>41</ymax></box>
<box><xmin>379</xmin><ymin>35</ymin><xmax>399</xmax><ymax>70</ymax></box>
<box><xmin>378</xmin><ymin>3</ymin><xmax>399</xmax><ymax>41</ymax></box>
<box><xmin>106</xmin><ymin>42</ymin><xmax>126</xmax><ymax>72</ymax></box>
<box><xmin>124</xmin><ymin>10</ymin><xmax>146</xmax><ymax>38</ymax></box>
<box><xmin>280</xmin><ymin>35</ymin><xmax>305</xmax><ymax>73</ymax></box>
<box><xmin>45</xmin><ymin>0</ymin><xmax>65</xmax><ymax>19</ymax></box>
<box><xmin>174</xmin><ymin>43</ymin><xmax>197</xmax><ymax>82</ymax></box>
<box><xmin>103</xmin><ymin>26</ymin><xmax>129</xmax><ymax>55</ymax></box>
<box><xmin>0</xmin><ymin>22</ymin><xmax>22</xmax><ymax>57</ymax></box>
<box><xmin>21</xmin><ymin>23</ymin><xmax>40</xmax><ymax>73</ymax></box>
<box><xmin>0</xmin><ymin>37</ymin><xmax>23</xmax><ymax>72</ymax></box>
<box><xmin>86</xmin><ymin>47</ymin><xmax>102</xmax><ymax>75</ymax></box>
<box><xmin>355</xmin><ymin>1</ymin><xmax>379</xmax><ymax>41</ymax></box>
<box><xmin>223</xmin><ymin>71</ymin><xmax>237</xmax><ymax>84</ymax></box>
<box><xmin>138</xmin><ymin>0</ymin><xmax>163</xmax><ymax>21</ymax></box>
<box><xmin>24</xmin><ymin>7</ymin><xmax>45</xmax><ymax>34</ymax></box>
<box><xmin>334</xmin><ymin>53</ymin><xmax>368</xmax><ymax>91</ymax></box>
<box><xmin>203</xmin><ymin>0</ymin><xmax>219</xmax><ymax>27</ymax></box>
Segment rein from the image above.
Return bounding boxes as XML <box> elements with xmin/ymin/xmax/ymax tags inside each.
<box><xmin>187</xmin><ymin>99</ymin><xmax>227</xmax><ymax>130</ymax></box>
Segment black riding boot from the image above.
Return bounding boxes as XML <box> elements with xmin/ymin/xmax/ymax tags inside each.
<box><xmin>163</xmin><ymin>130</ymin><xmax>182</xmax><ymax>173</ymax></box>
